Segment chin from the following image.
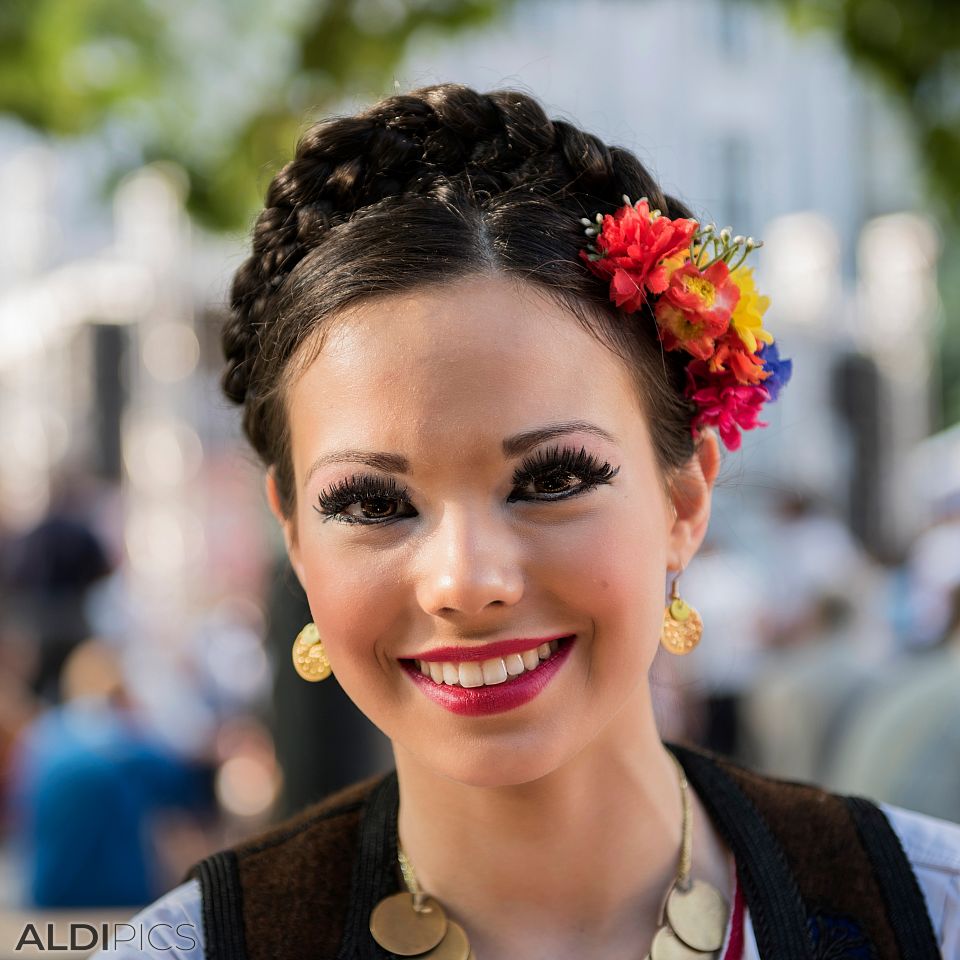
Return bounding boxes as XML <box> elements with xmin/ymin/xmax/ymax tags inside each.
<box><xmin>414</xmin><ymin>733</ymin><xmax>577</xmax><ymax>789</ymax></box>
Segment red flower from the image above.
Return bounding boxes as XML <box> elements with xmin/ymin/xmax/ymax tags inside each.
<box><xmin>580</xmin><ymin>200</ymin><xmax>697</xmax><ymax>313</ymax></box>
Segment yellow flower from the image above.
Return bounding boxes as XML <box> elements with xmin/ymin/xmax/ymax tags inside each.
<box><xmin>729</xmin><ymin>266</ymin><xmax>774</xmax><ymax>353</ymax></box>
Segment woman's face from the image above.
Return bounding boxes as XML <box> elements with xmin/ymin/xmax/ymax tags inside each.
<box><xmin>268</xmin><ymin>274</ymin><xmax>717</xmax><ymax>786</ymax></box>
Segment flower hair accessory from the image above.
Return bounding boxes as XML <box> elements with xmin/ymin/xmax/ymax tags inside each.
<box><xmin>579</xmin><ymin>196</ymin><xmax>792</xmax><ymax>451</ymax></box>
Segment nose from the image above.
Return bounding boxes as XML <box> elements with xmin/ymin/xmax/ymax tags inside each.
<box><xmin>415</xmin><ymin>504</ymin><xmax>525</xmax><ymax>617</ymax></box>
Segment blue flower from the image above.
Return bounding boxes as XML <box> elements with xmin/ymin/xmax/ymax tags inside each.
<box><xmin>757</xmin><ymin>341</ymin><xmax>793</xmax><ymax>402</ymax></box>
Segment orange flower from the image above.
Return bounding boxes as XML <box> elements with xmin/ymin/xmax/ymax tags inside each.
<box><xmin>707</xmin><ymin>329</ymin><xmax>770</xmax><ymax>385</ymax></box>
<box><xmin>654</xmin><ymin>261</ymin><xmax>739</xmax><ymax>359</ymax></box>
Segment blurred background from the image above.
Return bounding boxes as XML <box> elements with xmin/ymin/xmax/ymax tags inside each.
<box><xmin>1</xmin><ymin>0</ymin><xmax>959</xmax><ymax>948</ymax></box>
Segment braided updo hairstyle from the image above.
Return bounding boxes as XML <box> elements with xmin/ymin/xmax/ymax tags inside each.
<box><xmin>222</xmin><ymin>83</ymin><xmax>699</xmax><ymax>521</ymax></box>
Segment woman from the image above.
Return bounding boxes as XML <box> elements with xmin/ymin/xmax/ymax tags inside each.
<box><xmin>97</xmin><ymin>83</ymin><xmax>960</xmax><ymax>958</ymax></box>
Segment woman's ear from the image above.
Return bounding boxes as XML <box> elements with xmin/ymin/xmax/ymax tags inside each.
<box><xmin>666</xmin><ymin>428</ymin><xmax>721</xmax><ymax>571</ymax></box>
<box><xmin>265</xmin><ymin>469</ymin><xmax>306</xmax><ymax>588</ymax></box>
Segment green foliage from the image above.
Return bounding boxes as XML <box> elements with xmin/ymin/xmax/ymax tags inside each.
<box><xmin>0</xmin><ymin>0</ymin><xmax>509</xmax><ymax>230</ymax></box>
<box><xmin>759</xmin><ymin>0</ymin><xmax>960</xmax><ymax>218</ymax></box>
<box><xmin>0</xmin><ymin>0</ymin><xmax>166</xmax><ymax>134</ymax></box>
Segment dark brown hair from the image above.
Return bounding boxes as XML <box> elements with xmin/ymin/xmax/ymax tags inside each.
<box><xmin>221</xmin><ymin>82</ymin><xmax>699</xmax><ymax>520</ymax></box>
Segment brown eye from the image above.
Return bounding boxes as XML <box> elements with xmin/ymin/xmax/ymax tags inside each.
<box><xmin>509</xmin><ymin>444</ymin><xmax>619</xmax><ymax>503</ymax></box>
<box><xmin>315</xmin><ymin>474</ymin><xmax>414</xmax><ymax>526</ymax></box>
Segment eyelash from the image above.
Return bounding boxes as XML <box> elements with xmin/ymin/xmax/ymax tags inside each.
<box><xmin>313</xmin><ymin>444</ymin><xmax>620</xmax><ymax>527</ymax></box>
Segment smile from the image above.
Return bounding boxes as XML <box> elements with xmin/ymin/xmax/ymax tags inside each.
<box><xmin>413</xmin><ymin>638</ymin><xmax>562</xmax><ymax>688</ymax></box>
<box><xmin>400</xmin><ymin>636</ymin><xmax>576</xmax><ymax>717</ymax></box>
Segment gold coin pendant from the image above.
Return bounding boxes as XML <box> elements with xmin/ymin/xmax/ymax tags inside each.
<box><xmin>665</xmin><ymin>879</ymin><xmax>728</xmax><ymax>952</ymax></box>
<box><xmin>416</xmin><ymin>919</ymin><xmax>471</xmax><ymax>960</ymax></box>
<box><xmin>650</xmin><ymin>925</ymin><xmax>710</xmax><ymax>960</ymax></box>
<box><xmin>292</xmin><ymin>625</ymin><xmax>332</xmax><ymax>681</ymax></box>
<box><xmin>369</xmin><ymin>892</ymin><xmax>447</xmax><ymax>956</ymax></box>
<box><xmin>660</xmin><ymin>604</ymin><xmax>703</xmax><ymax>655</ymax></box>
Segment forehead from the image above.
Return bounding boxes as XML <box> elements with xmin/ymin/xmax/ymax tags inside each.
<box><xmin>285</xmin><ymin>275</ymin><xmax>641</xmax><ymax>476</ymax></box>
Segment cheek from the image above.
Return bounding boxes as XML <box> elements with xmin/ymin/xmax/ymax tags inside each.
<box><xmin>553</xmin><ymin>509</ymin><xmax>668</xmax><ymax>674</ymax></box>
<box><xmin>295</xmin><ymin>537</ymin><xmax>403</xmax><ymax>705</ymax></box>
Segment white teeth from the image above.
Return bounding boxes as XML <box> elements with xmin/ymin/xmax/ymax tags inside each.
<box><xmin>521</xmin><ymin>648</ymin><xmax>540</xmax><ymax>671</ymax></box>
<box><xmin>442</xmin><ymin>662</ymin><xmax>460</xmax><ymax>685</ymax></box>
<box><xmin>504</xmin><ymin>653</ymin><xmax>526</xmax><ymax>676</ymax></box>
<box><xmin>481</xmin><ymin>658</ymin><xmax>508</xmax><ymax>685</ymax></box>
<box><xmin>459</xmin><ymin>661</ymin><xmax>484</xmax><ymax>688</ymax></box>
<box><xmin>413</xmin><ymin>637</ymin><xmax>571</xmax><ymax>688</ymax></box>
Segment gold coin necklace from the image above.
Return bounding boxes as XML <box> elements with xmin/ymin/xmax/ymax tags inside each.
<box><xmin>368</xmin><ymin>754</ymin><xmax>730</xmax><ymax>960</ymax></box>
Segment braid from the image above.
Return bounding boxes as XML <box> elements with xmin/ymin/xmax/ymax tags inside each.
<box><xmin>221</xmin><ymin>82</ymin><xmax>699</xmax><ymax>517</ymax></box>
<box><xmin>224</xmin><ymin>85</ymin><xmax>688</xmax><ymax>404</ymax></box>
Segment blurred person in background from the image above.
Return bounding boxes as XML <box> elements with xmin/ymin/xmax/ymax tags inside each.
<box><xmin>2</xmin><ymin>466</ymin><xmax>114</xmax><ymax>704</ymax></box>
<box><xmin>0</xmin><ymin>616</ymin><xmax>41</xmax><ymax>839</ymax></box>
<box><xmin>91</xmin><ymin>83</ymin><xmax>958</xmax><ymax>959</ymax></box>
<box><xmin>821</xmin><ymin>576</ymin><xmax>960</xmax><ymax>824</ymax></box>
<box><xmin>742</xmin><ymin>589</ymin><xmax>889</xmax><ymax>784</ymax></box>
<box><xmin>760</xmin><ymin>488</ymin><xmax>870</xmax><ymax>649</ymax></box>
<box><xmin>7</xmin><ymin>638</ymin><xmax>215</xmax><ymax>908</ymax></box>
<box><xmin>904</xmin><ymin>493</ymin><xmax>960</xmax><ymax>649</ymax></box>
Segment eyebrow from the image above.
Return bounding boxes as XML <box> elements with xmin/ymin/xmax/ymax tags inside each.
<box><xmin>302</xmin><ymin>419</ymin><xmax>618</xmax><ymax>490</ymax></box>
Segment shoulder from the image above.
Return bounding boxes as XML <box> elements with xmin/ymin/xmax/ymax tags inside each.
<box><xmin>183</xmin><ymin>770</ymin><xmax>393</xmax><ymax>960</ymax></box>
<box><xmin>216</xmin><ymin>768</ymin><xmax>387</xmax><ymax>864</ymax></box>
<box><xmin>89</xmin><ymin>879</ymin><xmax>203</xmax><ymax>957</ymax></box>
<box><xmin>881</xmin><ymin>802</ymin><xmax>960</xmax><ymax>952</ymax></box>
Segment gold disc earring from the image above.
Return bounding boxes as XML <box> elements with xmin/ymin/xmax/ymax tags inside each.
<box><xmin>292</xmin><ymin>622</ymin><xmax>333</xmax><ymax>681</ymax></box>
<box><xmin>660</xmin><ymin>571</ymin><xmax>703</xmax><ymax>655</ymax></box>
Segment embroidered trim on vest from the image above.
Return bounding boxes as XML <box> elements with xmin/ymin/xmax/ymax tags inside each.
<box><xmin>335</xmin><ymin>770</ymin><xmax>401</xmax><ymax>960</ymax></box>
<box><xmin>191</xmin><ymin>851</ymin><xmax>247</xmax><ymax>960</ymax></box>
<box><xmin>185</xmin><ymin>779</ymin><xmax>379</xmax><ymax>960</ymax></box>
<box><xmin>667</xmin><ymin>743</ymin><xmax>815</xmax><ymax>958</ymax></box>
<box><xmin>844</xmin><ymin>796</ymin><xmax>941</xmax><ymax>956</ymax></box>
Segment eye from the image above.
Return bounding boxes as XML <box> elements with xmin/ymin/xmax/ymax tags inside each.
<box><xmin>313</xmin><ymin>444</ymin><xmax>619</xmax><ymax>526</ymax></box>
<box><xmin>508</xmin><ymin>444</ymin><xmax>619</xmax><ymax>502</ymax></box>
<box><xmin>314</xmin><ymin>473</ymin><xmax>412</xmax><ymax>526</ymax></box>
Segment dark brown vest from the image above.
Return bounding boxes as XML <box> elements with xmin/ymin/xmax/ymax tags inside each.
<box><xmin>185</xmin><ymin>743</ymin><xmax>940</xmax><ymax>959</ymax></box>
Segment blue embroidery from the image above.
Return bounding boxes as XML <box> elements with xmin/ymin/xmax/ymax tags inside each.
<box><xmin>807</xmin><ymin>912</ymin><xmax>876</xmax><ymax>959</ymax></box>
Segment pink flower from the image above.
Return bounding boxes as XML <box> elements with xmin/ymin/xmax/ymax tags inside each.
<box><xmin>685</xmin><ymin>361</ymin><xmax>769</xmax><ymax>450</ymax></box>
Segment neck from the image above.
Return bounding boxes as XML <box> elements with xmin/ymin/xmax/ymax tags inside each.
<box><xmin>393</xmin><ymin>687</ymin><xmax>733</xmax><ymax>959</ymax></box>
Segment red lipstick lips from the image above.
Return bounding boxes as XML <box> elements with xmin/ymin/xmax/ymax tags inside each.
<box><xmin>400</xmin><ymin>635</ymin><xmax>576</xmax><ymax>716</ymax></box>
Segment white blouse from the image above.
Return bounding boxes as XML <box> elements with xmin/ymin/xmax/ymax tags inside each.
<box><xmin>93</xmin><ymin>802</ymin><xmax>960</xmax><ymax>958</ymax></box>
